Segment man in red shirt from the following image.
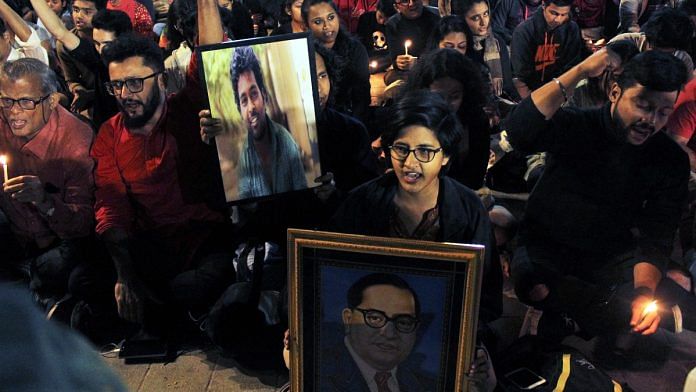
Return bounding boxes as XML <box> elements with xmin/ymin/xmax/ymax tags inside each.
<box><xmin>92</xmin><ymin>3</ymin><xmax>234</xmax><ymax>334</ymax></box>
<box><xmin>0</xmin><ymin>58</ymin><xmax>94</xmax><ymax>307</ymax></box>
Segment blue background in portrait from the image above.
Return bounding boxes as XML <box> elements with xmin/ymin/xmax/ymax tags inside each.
<box><xmin>320</xmin><ymin>264</ymin><xmax>448</xmax><ymax>375</ymax></box>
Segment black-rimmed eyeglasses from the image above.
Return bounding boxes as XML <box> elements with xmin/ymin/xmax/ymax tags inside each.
<box><xmin>387</xmin><ymin>145</ymin><xmax>443</xmax><ymax>163</ymax></box>
<box><xmin>0</xmin><ymin>94</ymin><xmax>51</xmax><ymax>110</ymax></box>
<box><xmin>354</xmin><ymin>307</ymin><xmax>420</xmax><ymax>333</ymax></box>
<box><xmin>105</xmin><ymin>72</ymin><xmax>162</xmax><ymax>96</ymax></box>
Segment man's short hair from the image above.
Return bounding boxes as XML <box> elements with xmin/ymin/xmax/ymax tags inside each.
<box><xmin>542</xmin><ymin>0</ymin><xmax>573</xmax><ymax>7</ymax></box>
<box><xmin>376</xmin><ymin>0</ymin><xmax>397</xmax><ymax>18</ymax></box>
<box><xmin>617</xmin><ymin>50</ymin><xmax>688</xmax><ymax>93</ymax></box>
<box><xmin>347</xmin><ymin>273</ymin><xmax>421</xmax><ymax>316</ymax></box>
<box><xmin>72</xmin><ymin>0</ymin><xmax>108</xmax><ymax>10</ymax></box>
<box><xmin>642</xmin><ymin>7</ymin><xmax>694</xmax><ymax>51</ymax></box>
<box><xmin>101</xmin><ymin>33</ymin><xmax>164</xmax><ymax>73</ymax></box>
<box><xmin>230</xmin><ymin>46</ymin><xmax>266</xmax><ymax>109</ymax></box>
<box><xmin>91</xmin><ymin>9</ymin><xmax>133</xmax><ymax>36</ymax></box>
<box><xmin>2</xmin><ymin>58</ymin><xmax>59</xmax><ymax>95</ymax></box>
<box><xmin>382</xmin><ymin>89</ymin><xmax>463</xmax><ymax>161</ymax></box>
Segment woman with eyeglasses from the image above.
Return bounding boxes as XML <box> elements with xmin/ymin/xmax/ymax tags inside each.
<box><xmin>330</xmin><ymin>89</ymin><xmax>500</xmax><ymax>391</ymax></box>
<box><xmin>302</xmin><ymin>0</ymin><xmax>370</xmax><ymax>123</ymax></box>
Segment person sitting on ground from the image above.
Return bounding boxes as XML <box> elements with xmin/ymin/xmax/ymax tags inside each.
<box><xmin>610</xmin><ymin>7</ymin><xmax>695</xmax><ymax>76</ymax></box>
<box><xmin>0</xmin><ymin>58</ymin><xmax>94</xmax><ymax>312</ymax></box>
<box><xmin>31</xmin><ymin>0</ymin><xmax>132</xmax><ymax>128</ymax></box>
<box><xmin>54</xmin><ymin>0</ymin><xmax>107</xmax><ymax>118</ymax></box>
<box><xmin>303</xmin><ymin>0</ymin><xmax>371</xmax><ymax>123</ymax></box>
<box><xmin>356</xmin><ymin>0</ymin><xmax>396</xmax><ymax>57</ymax></box>
<box><xmin>453</xmin><ymin>0</ymin><xmax>518</xmax><ymax>100</ymax></box>
<box><xmin>426</xmin><ymin>14</ymin><xmax>471</xmax><ymax>56</ymax></box>
<box><xmin>271</xmin><ymin>0</ymin><xmax>306</xmax><ymax>35</ymax></box>
<box><xmin>510</xmin><ymin>0</ymin><xmax>582</xmax><ymax>98</ymax></box>
<box><xmin>384</xmin><ymin>0</ymin><xmax>440</xmax><ymax>84</ymax></box>
<box><xmin>568</xmin><ymin>39</ymin><xmax>638</xmax><ymax>109</ymax></box>
<box><xmin>90</xmin><ymin>3</ymin><xmax>234</xmax><ymax>338</ymax></box>
<box><xmin>505</xmin><ymin>48</ymin><xmax>696</xmax><ymax>343</ymax></box>
<box><xmin>0</xmin><ymin>0</ymin><xmax>49</xmax><ymax>65</ymax></box>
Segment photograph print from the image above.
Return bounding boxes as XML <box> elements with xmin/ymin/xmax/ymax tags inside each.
<box><xmin>198</xmin><ymin>33</ymin><xmax>321</xmax><ymax>203</ymax></box>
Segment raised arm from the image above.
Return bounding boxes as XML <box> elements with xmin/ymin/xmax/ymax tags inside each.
<box><xmin>29</xmin><ymin>0</ymin><xmax>80</xmax><ymax>50</ymax></box>
<box><xmin>197</xmin><ymin>0</ymin><xmax>223</xmax><ymax>45</ymax></box>
<box><xmin>0</xmin><ymin>0</ymin><xmax>32</xmax><ymax>42</ymax></box>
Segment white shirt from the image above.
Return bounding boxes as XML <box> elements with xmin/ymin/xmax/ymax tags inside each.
<box><xmin>7</xmin><ymin>26</ymin><xmax>49</xmax><ymax>65</ymax></box>
<box><xmin>345</xmin><ymin>336</ymin><xmax>400</xmax><ymax>392</ymax></box>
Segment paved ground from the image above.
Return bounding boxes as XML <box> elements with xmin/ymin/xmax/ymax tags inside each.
<box><xmin>104</xmin><ymin>344</ymin><xmax>286</xmax><ymax>391</ymax></box>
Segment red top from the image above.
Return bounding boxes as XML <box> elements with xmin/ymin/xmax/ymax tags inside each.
<box><xmin>92</xmin><ymin>54</ymin><xmax>223</xmax><ymax>236</ymax></box>
<box><xmin>108</xmin><ymin>0</ymin><xmax>154</xmax><ymax>38</ymax></box>
<box><xmin>666</xmin><ymin>78</ymin><xmax>696</xmax><ymax>143</ymax></box>
<box><xmin>0</xmin><ymin>106</ymin><xmax>95</xmax><ymax>248</ymax></box>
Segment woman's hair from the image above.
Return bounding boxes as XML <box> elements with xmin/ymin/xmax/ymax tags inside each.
<box><xmin>450</xmin><ymin>0</ymin><xmax>489</xmax><ymax>18</ymax></box>
<box><xmin>426</xmin><ymin>15</ymin><xmax>472</xmax><ymax>53</ymax></box>
<box><xmin>382</xmin><ymin>89</ymin><xmax>464</xmax><ymax>161</ymax></box>
<box><xmin>403</xmin><ymin>48</ymin><xmax>486</xmax><ymax>122</ymax></box>
<box><xmin>314</xmin><ymin>42</ymin><xmax>345</xmax><ymax>106</ymax></box>
<box><xmin>301</xmin><ymin>0</ymin><xmax>338</xmax><ymax>24</ymax></box>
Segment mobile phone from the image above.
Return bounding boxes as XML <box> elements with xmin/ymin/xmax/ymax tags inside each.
<box><xmin>505</xmin><ymin>367</ymin><xmax>547</xmax><ymax>390</ymax></box>
<box><xmin>119</xmin><ymin>338</ymin><xmax>172</xmax><ymax>364</ymax></box>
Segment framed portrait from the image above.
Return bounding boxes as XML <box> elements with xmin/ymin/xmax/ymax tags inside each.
<box><xmin>288</xmin><ymin>229</ymin><xmax>484</xmax><ymax>392</ymax></box>
<box><xmin>198</xmin><ymin>33</ymin><xmax>321</xmax><ymax>203</ymax></box>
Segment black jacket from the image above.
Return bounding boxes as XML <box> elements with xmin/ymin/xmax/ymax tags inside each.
<box><xmin>385</xmin><ymin>7</ymin><xmax>440</xmax><ymax>68</ymax></box>
<box><xmin>332</xmin><ymin>30</ymin><xmax>371</xmax><ymax>124</ymax></box>
<box><xmin>492</xmin><ymin>0</ymin><xmax>540</xmax><ymax>45</ymax></box>
<box><xmin>329</xmin><ymin>173</ymin><xmax>503</xmax><ymax>324</ymax></box>
<box><xmin>505</xmin><ymin>97</ymin><xmax>689</xmax><ymax>271</ymax></box>
<box><xmin>510</xmin><ymin>9</ymin><xmax>582</xmax><ymax>91</ymax></box>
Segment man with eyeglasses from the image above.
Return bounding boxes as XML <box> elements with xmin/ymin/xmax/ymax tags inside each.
<box><xmin>384</xmin><ymin>0</ymin><xmax>439</xmax><ymax>84</ymax></box>
<box><xmin>321</xmin><ymin>272</ymin><xmax>435</xmax><ymax>391</ymax></box>
<box><xmin>0</xmin><ymin>58</ymin><xmax>94</xmax><ymax>314</ymax></box>
<box><xmin>86</xmin><ymin>2</ymin><xmax>236</xmax><ymax>337</ymax></box>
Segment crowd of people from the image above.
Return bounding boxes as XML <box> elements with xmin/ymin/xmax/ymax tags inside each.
<box><xmin>0</xmin><ymin>0</ymin><xmax>695</xmax><ymax>388</ymax></box>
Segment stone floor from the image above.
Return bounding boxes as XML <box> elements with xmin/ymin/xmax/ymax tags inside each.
<box><xmin>104</xmin><ymin>344</ymin><xmax>286</xmax><ymax>391</ymax></box>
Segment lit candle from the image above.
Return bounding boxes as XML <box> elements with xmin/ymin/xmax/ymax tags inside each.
<box><xmin>641</xmin><ymin>300</ymin><xmax>658</xmax><ymax>319</ymax></box>
<box><xmin>0</xmin><ymin>155</ymin><xmax>7</xmax><ymax>184</ymax></box>
<box><xmin>370</xmin><ymin>60</ymin><xmax>378</xmax><ymax>69</ymax></box>
<box><xmin>404</xmin><ymin>39</ymin><xmax>412</xmax><ymax>56</ymax></box>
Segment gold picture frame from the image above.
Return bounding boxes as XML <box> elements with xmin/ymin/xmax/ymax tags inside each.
<box><xmin>288</xmin><ymin>228</ymin><xmax>484</xmax><ymax>391</ymax></box>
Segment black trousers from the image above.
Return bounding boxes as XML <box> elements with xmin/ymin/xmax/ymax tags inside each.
<box><xmin>511</xmin><ymin>243</ymin><xmax>696</xmax><ymax>337</ymax></box>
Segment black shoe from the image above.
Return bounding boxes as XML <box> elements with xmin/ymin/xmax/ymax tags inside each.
<box><xmin>537</xmin><ymin>311</ymin><xmax>577</xmax><ymax>343</ymax></box>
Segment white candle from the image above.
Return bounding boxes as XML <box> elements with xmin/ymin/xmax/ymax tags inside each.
<box><xmin>641</xmin><ymin>300</ymin><xmax>658</xmax><ymax>319</ymax></box>
<box><xmin>404</xmin><ymin>39</ymin><xmax>412</xmax><ymax>56</ymax></box>
<box><xmin>0</xmin><ymin>155</ymin><xmax>7</xmax><ymax>184</ymax></box>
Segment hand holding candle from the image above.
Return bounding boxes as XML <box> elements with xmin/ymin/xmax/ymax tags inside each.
<box><xmin>631</xmin><ymin>296</ymin><xmax>660</xmax><ymax>335</ymax></box>
<box><xmin>641</xmin><ymin>300</ymin><xmax>658</xmax><ymax>319</ymax></box>
<box><xmin>404</xmin><ymin>39</ymin><xmax>412</xmax><ymax>56</ymax></box>
<box><xmin>0</xmin><ymin>155</ymin><xmax>7</xmax><ymax>184</ymax></box>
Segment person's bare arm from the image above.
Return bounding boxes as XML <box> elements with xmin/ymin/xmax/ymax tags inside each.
<box><xmin>197</xmin><ymin>0</ymin><xmax>223</xmax><ymax>45</ymax></box>
<box><xmin>0</xmin><ymin>0</ymin><xmax>32</xmax><ymax>41</ymax></box>
<box><xmin>29</xmin><ymin>0</ymin><xmax>79</xmax><ymax>50</ymax></box>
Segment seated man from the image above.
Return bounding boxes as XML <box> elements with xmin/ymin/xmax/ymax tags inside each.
<box><xmin>321</xmin><ymin>273</ymin><xmax>435</xmax><ymax>391</ymax></box>
<box><xmin>384</xmin><ymin>0</ymin><xmax>439</xmax><ymax>83</ymax></box>
<box><xmin>510</xmin><ymin>0</ymin><xmax>582</xmax><ymax>98</ymax></box>
<box><xmin>0</xmin><ymin>58</ymin><xmax>94</xmax><ymax>308</ymax></box>
<box><xmin>92</xmin><ymin>22</ymin><xmax>234</xmax><ymax>334</ymax></box>
<box><xmin>505</xmin><ymin>49</ymin><xmax>696</xmax><ymax>340</ymax></box>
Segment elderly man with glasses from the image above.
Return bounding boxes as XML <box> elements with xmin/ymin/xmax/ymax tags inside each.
<box><xmin>320</xmin><ymin>272</ymin><xmax>436</xmax><ymax>392</ymax></box>
<box><xmin>0</xmin><ymin>58</ymin><xmax>94</xmax><ymax>314</ymax></box>
<box><xmin>86</xmin><ymin>1</ymin><xmax>237</xmax><ymax>339</ymax></box>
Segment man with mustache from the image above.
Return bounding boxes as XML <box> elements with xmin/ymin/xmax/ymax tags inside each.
<box><xmin>504</xmin><ymin>49</ymin><xmax>696</xmax><ymax>342</ymax></box>
<box><xmin>321</xmin><ymin>273</ymin><xmax>435</xmax><ymax>391</ymax></box>
<box><xmin>89</xmin><ymin>0</ymin><xmax>237</xmax><ymax>335</ymax></box>
<box><xmin>231</xmin><ymin>46</ymin><xmax>307</xmax><ymax>200</ymax></box>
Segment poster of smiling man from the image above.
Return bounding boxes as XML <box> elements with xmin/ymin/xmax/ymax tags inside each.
<box><xmin>198</xmin><ymin>33</ymin><xmax>321</xmax><ymax>203</ymax></box>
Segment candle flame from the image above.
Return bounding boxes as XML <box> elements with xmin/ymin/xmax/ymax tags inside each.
<box><xmin>0</xmin><ymin>155</ymin><xmax>6</xmax><ymax>165</ymax></box>
<box><xmin>641</xmin><ymin>300</ymin><xmax>658</xmax><ymax>318</ymax></box>
<box><xmin>404</xmin><ymin>40</ymin><xmax>412</xmax><ymax>48</ymax></box>
<box><xmin>370</xmin><ymin>61</ymin><xmax>378</xmax><ymax>68</ymax></box>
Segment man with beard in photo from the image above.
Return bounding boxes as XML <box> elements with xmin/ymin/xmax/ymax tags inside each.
<box><xmin>231</xmin><ymin>46</ymin><xmax>307</xmax><ymax>200</ymax></box>
<box><xmin>87</xmin><ymin>6</ymin><xmax>237</xmax><ymax>341</ymax></box>
<box><xmin>504</xmin><ymin>49</ymin><xmax>696</xmax><ymax>345</ymax></box>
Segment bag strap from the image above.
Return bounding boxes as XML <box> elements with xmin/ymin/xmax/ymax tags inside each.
<box><xmin>236</xmin><ymin>242</ymin><xmax>255</xmax><ymax>282</ymax></box>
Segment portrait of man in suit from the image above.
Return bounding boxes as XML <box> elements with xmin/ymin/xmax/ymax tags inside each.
<box><xmin>320</xmin><ymin>272</ymin><xmax>436</xmax><ymax>392</ymax></box>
